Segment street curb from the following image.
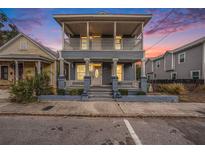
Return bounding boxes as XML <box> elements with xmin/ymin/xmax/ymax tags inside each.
<box><xmin>0</xmin><ymin>112</ymin><xmax>205</xmax><ymax>118</ymax></box>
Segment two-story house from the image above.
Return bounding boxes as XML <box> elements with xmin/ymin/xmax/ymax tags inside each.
<box><xmin>146</xmin><ymin>37</ymin><xmax>205</xmax><ymax>82</ymax></box>
<box><xmin>54</xmin><ymin>14</ymin><xmax>152</xmax><ymax>99</ymax></box>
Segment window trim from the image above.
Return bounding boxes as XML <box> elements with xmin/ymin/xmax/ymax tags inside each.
<box><xmin>171</xmin><ymin>72</ymin><xmax>177</xmax><ymax>80</ymax></box>
<box><xmin>0</xmin><ymin>65</ymin><xmax>9</xmax><ymax>80</ymax></box>
<box><xmin>80</xmin><ymin>36</ymin><xmax>88</xmax><ymax>50</ymax></box>
<box><xmin>75</xmin><ymin>63</ymin><xmax>86</xmax><ymax>81</ymax></box>
<box><xmin>178</xmin><ymin>52</ymin><xmax>186</xmax><ymax>64</ymax></box>
<box><xmin>190</xmin><ymin>70</ymin><xmax>200</xmax><ymax>80</ymax></box>
<box><xmin>156</xmin><ymin>60</ymin><xmax>160</xmax><ymax>68</ymax></box>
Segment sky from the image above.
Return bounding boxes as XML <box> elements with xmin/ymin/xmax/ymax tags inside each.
<box><xmin>1</xmin><ymin>8</ymin><xmax>205</xmax><ymax>58</ymax></box>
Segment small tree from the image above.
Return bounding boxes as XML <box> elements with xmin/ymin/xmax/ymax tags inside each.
<box><xmin>10</xmin><ymin>79</ymin><xmax>35</xmax><ymax>103</ymax></box>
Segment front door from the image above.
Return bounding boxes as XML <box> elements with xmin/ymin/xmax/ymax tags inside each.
<box><xmin>91</xmin><ymin>64</ymin><xmax>102</xmax><ymax>86</ymax></box>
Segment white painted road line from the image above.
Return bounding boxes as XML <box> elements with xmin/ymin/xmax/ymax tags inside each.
<box><xmin>123</xmin><ymin>119</ymin><xmax>142</xmax><ymax>145</ymax></box>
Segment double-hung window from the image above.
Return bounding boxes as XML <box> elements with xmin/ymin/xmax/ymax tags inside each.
<box><xmin>81</xmin><ymin>37</ymin><xmax>88</xmax><ymax>50</ymax></box>
<box><xmin>1</xmin><ymin>66</ymin><xmax>8</xmax><ymax>80</ymax></box>
<box><xmin>178</xmin><ymin>52</ymin><xmax>185</xmax><ymax>64</ymax></box>
<box><xmin>76</xmin><ymin>64</ymin><xmax>85</xmax><ymax>81</ymax></box>
<box><xmin>115</xmin><ymin>36</ymin><xmax>122</xmax><ymax>50</ymax></box>
<box><xmin>117</xmin><ymin>64</ymin><xmax>123</xmax><ymax>81</ymax></box>
<box><xmin>171</xmin><ymin>72</ymin><xmax>177</xmax><ymax>80</ymax></box>
<box><xmin>156</xmin><ymin>60</ymin><xmax>160</xmax><ymax>68</ymax></box>
<box><xmin>191</xmin><ymin>70</ymin><xmax>200</xmax><ymax>80</ymax></box>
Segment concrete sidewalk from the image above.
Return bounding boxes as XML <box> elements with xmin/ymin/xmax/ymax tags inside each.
<box><xmin>0</xmin><ymin>101</ymin><xmax>205</xmax><ymax>118</ymax></box>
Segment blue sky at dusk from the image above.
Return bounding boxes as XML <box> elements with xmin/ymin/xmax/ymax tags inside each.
<box><xmin>1</xmin><ymin>8</ymin><xmax>205</xmax><ymax>57</ymax></box>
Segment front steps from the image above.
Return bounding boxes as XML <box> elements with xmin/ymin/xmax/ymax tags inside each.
<box><xmin>88</xmin><ymin>86</ymin><xmax>114</xmax><ymax>101</ymax></box>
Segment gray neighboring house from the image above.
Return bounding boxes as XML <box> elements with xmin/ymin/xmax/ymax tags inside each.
<box><xmin>146</xmin><ymin>37</ymin><xmax>205</xmax><ymax>81</ymax></box>
<box><xmin>53</xmin><ymin>14</ymin><xmax>152</xmax><ymax>99</ymax></box>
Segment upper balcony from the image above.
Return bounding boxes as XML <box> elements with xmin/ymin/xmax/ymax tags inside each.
<box><xmin>53</xmin><ymin>14</ymin><xmax>152</xmax><ymax>51</ymax></box>
<box><xmin>64</xmin><ymin>36</ymin><xmax>143</xmax><ymax>51</ymax></box>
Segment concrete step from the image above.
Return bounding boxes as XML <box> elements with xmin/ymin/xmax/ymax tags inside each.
<box><xmin>89</xmin><ymin>88</ymin><xmax>112</xmax><ymax>92</ymax></box>
<box><xmin>89</xmin><ymin>95</ymin><xmax>113</xmax><ymax>98</ymax></box>
<box><xmin>89</xmin><ymin>91</ymin><xmax>113</xmax><ymax>95</ymax></box>
<box><xmin>88</xmin><ymin>97</ymin><xmax>114</xmax><ymax>101</ymax></box>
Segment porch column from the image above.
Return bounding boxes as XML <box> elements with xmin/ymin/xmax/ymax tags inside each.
<box><xmin>37</xmin><ymin>60</ymin><xmax>41</xmax><ymax>74</ymax></box>
<box><xmin>82</xmin><ymin>58</ymin><xmax>91</xmax><ymax>101</ymax></box>
<box><xmin>84</xmin><ymin>58</ymin><xmax>90</xmax><ymax>76</ymax></box>
<box><xmin>62</xmin><ymin>22</ymin><xmax>65</xmax><ymax>50</ymax></box>
<box><xmin>141</xmin><ymin>58</ymin><xmax>146</xmax><ymax>78</ymax></box>
<box><xmin>112</xmin><ymin>58</ymin><xmax>121</xmax><ymax>99</ymax></box>
<box><xmin>112</xmin><ymin>58</ymin><xmax>118</xmax><ymax>76</ymax></box>
<box><xmin>113</xmin><ymin>21</ymin><xmax>117</xmax><ymax>50</ymax></box>
<box><xmin>141</xmin><ymin>23</ymin><xmax>144</xmax><ymax>50</ymax></box>
<box><xmin>58</xmin><ymin>51</ymin><xmax>65</xmax><ymax>89</ymax></box>
<box><xmin>86</xmin><ymin>22</ymin><xmax>90</xmax><ymax>49</ymax></box>
<box><xmin>15</xmin><ymin>60</ymin><xmax>19</xmax><ymax>82</ymax></box>
<box><xmin>141</xmin><ymin>57</ymin><xmax>147</xmax><ymax>93</ymax></box>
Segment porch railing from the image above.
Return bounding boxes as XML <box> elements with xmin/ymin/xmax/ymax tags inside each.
<box><xmin>64</xmin><ymin>37</ymin><xmax>142</xmax><ymax>51</ymax></box>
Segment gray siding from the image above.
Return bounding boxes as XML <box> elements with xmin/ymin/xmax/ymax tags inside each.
<box><xmin>174</xmin><ymin>44</ymin><xmax>203</xmax><ymax>79</ymax></box>
<box><xmin>153</xmin><ymin>58</ymin><xmax>170</xmax><ymax>79</ymax></box>
<box><xmin>124</xmin><ymin>63</ymin><xmax>135</xmax><ymax>81</ymax></box>
<box><xmin>165</xmin><ymin>53</ymin><xmax>173</xmax><ymax>71</ymax></box>
<box><xmin>62</xmin><ymin>50</ymin><xmax>143</xmax><ymax>61</ymax></box>
<box><xmin>145</xmin><ymin>60</ymin><xmax>153</xmax><ymax>74</ymax></box>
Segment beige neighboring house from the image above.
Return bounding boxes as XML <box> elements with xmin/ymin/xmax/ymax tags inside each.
<box><xmin>0</xmin><ymin>33</ymin><xmax>58</xmax><ymax>90</ymax></box>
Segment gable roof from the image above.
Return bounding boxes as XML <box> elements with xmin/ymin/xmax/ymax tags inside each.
<box><xmin>170</xmin><ymin>36</ymin><xmax>205</xmax><ymax>54</ymax></box>
<box><xmin>148</xmin><ymin>36</ymin><xmax>205</xmax><ymax>61</ymax></box>
<box><xmin>0</xmin><ymin>32</ymin><xmax>58</xmax><ymax>60</ymax></box>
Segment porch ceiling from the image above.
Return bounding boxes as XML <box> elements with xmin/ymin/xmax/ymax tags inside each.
<box><xmin>54</xmin><ymin>14</ymin><xmax>152</xmax><ymax>36</ymax></box>
<box><xmin>65</xmin><ymin>22</ymin><xmax>142</xmax><ymax>36</ymax></box>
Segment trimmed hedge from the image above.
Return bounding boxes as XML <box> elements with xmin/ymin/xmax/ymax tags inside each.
<box><xmin>136</xmin><ymin>91</ymin><xmax>146</xmax><ymax>95</ymax></box>
<box><xmin>57</xmin><ymin>89</ymin><xmax>66</xmax><ymax>95</ymax></box>
<box><xmin>68</xmin><ymin>88</ymin><xmax>84</xmax><ymax>95</ymax></box>
<box><xmin>119</xmin><ymin>89</ymin><xmax>128</xmax><ymax>95</ymax></box>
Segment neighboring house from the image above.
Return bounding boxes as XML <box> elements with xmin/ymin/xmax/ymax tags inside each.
<box><xmin>146</xmin><ymin>37</ymin><xmax>205</xmax><ymax>81</ymax></box>
<box><xmin>0</xmin><ymin>33</ymin><xmax>58</xmax><ymax>89</ymax></box>
<box><xmin>53</xmin><ymin>14</ymin><xmax>152</xmax><ymax>98</ymax></box>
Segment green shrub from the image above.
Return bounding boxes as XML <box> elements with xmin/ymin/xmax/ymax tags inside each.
<box><xmin>57</xmin><ymin>89</ymin><xmax>66</xmax><ymax>95</ymax></box>
<box><xmin>119</xmin><ymin>89</ymin><xmax>128</xmax><ymax>95</ymax></box>
<box><xmin>156</xmin><ymin>83</ymin><xmax>187</xmax><ymax>95</ymax></box>
<box><xmin>10</xmin><ymin>72</ymin><xmax>52</xmax><ymax>103</ymax></box>
<box><xmin>136</xmin><ymin>91</ymin><xmax>146</xmax><ymax>95</ymax></box>
<box><xmin>33</xmin><ymin>73</ymin><xmax>52</xmax><ymax>96</ymax></box>
<box><xmin>68</xmin><ymin>88</ymin><xmax>84</xmax><ymax>95</ymax></box>
<box><xmin>10</xmin><ymin>79</ymin><xmax>36</xmax><ymax>103</ymax></box>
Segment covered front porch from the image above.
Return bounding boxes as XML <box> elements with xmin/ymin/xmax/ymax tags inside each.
<box><xmin>0</xmin><ymin>55</ymin><xmax>56</xmax><ymax>87</ymax></box>
<box><xmin>58</xmin><ymin>55</ymin><xmax>147</xmax><ymax>98</ymax></box>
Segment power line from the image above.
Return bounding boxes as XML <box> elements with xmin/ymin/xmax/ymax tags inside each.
<box><xmin>145</xmin><ymin>9</ymin><xmax>175</xmax><ymax>51</ymax></box>
<box><xmin>145</xmin><ymin>32</ymin><xmax>171</xmax><ymax>51</ymax></box>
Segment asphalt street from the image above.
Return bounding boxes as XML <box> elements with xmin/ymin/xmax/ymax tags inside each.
<box><xmin>0</xmin><ymin>116</ymin><xmax>205</xmax><ymax>145</ymax></box>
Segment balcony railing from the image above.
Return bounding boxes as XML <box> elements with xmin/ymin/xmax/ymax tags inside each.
<box><xmin>63</xmin><ymin>37</ymin><xmax>142</xmax><ymax>51</ymax></box>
